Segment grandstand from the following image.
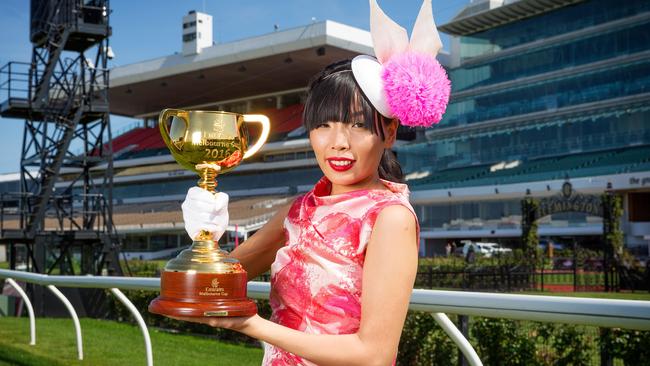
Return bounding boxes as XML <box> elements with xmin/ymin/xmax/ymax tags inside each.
<box><xmin>396</xmin><ymin>0</ymin><xmax>650</xmax><ymax>256</ymax></box>
<box><xmin>2</xmin><ymin>1</ymin><xmax>647</xmax><ymax>260</ymax></box>
<box><xmin>47</xmin><ymin>16</ymin><xmax>433</xmax><ymax>259</ymax></box>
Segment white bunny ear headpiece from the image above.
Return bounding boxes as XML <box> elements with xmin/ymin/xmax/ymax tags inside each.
<box><xmin>351</xmin><ymin>0</ymin><xmax>450</xmax><ymax>127</ymax></box>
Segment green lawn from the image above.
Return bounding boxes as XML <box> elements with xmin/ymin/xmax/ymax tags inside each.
<box><xmin>0</xmin><ymin>262</ymin><xmax>8</xmax><ymax>270</ymax></box>
<box><xmin>541</xmin><ymin>272</ymin><xmax>604</xmax><ymax>285</ymax></box>
<box><xmin>0</xmin><ymin>317</ymin><xmax>263</xmax><ymax>366</ymax></box>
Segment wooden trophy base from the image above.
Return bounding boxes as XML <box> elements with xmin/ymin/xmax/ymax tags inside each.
<box><xmin>149</xmin><ymin>270</ymin><xmax>257</xmax><ymax>317</ymax></box>
<box><xmin>149</xmin><ymin>297</ymin><xmax>257</xmax><ymax>317</ymax></box>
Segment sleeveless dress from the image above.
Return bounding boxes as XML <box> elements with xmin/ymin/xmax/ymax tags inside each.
<box><xmin>262</xmin><ymin>176</ymin><xmax>418</xmax><ymax>366</ymax></box>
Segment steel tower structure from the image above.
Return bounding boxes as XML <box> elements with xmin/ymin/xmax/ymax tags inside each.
<box><xmin>0</xmin><ymin>0</ymin><xmax>123</xmax><ymax>281</ymax></box>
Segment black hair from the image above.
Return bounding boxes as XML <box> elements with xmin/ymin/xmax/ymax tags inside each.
<box><xmin>302</xmin><ymin>59</ymin><xmax>404</xmax><ymax>183</ymax></box>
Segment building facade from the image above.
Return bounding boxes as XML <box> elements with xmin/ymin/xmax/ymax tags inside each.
<box><xmin>398</xmin><ymin>0</ymin><xmax>650</xmax><ymax>255</ymax></box>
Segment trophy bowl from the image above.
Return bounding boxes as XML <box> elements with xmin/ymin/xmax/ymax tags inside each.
<box><xmin>148</xmin><ymin>109</ymin><xmax>270</xmax><ymax>317</ymax></box>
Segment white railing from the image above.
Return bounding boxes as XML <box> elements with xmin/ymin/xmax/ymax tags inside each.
<box><xmin>1</xmin><ymin>269</ymin><xmax>650</xmax><ymax>366</ymax></box>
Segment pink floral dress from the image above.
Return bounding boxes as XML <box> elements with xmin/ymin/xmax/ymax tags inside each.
<box><xmin>262</xmin><ymin>177</ymin><xmax>418</xmax><ymax>366</ymax></box>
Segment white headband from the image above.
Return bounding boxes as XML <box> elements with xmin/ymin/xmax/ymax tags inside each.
<box><xmin>351</xmin><ymin>0</ymin><xmax>450</xmax><ymax>127</ymax></box>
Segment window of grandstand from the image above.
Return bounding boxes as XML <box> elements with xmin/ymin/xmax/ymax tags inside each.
<box><xmin>105</xmin><ymin>167</ymin><xmax>323</xmax><ymax>201</ymax></box>
<box><xmin>455</xmin><ymin>0</ymin><xmax>647</xmax><ymax>60</ymax></box>
<box><xmin>451</xmin><ymin>23</ymin><xmax>649</xmax><ymax>92</ymax></box>
<box><xmin>250</xmin><ymin>97</ymin><xmax>278</xmax><ymax>111</ymax></box>
<box><xmin>124</xmin><ymin>235</ymin><xmax>148</xmax><ymax>251</ymax></box>
<box><xmin>218</xmin><ymin>101</ymin><xmax>248</xmax><ymax>114</ymax></box>
<box><xmin>281</xmin><ymin>92</ymin><xmax>306</xmax><ymax>107</ymax></box>
<box><xmin>123</xmin><ymin>234</ymin><xmax>192</xmax><ymax>253</ymax></box>
<box><xmin>629</xmin><ymin>192</ymin><xmax>650</xmax><ymax>222</ymax></box>
<box><xmin>0</xmin><ymin>179</ymin><xmax>19</xmax><ymax>194</ymax></box>
<box><xmin>401</xmin><ymin>111</ymin><xmax>650</xmax><ymax>172</ymax></box>
<box><xmin>150</xmin><ymin>235</ymin><xmax>179</xmax><ymax>251</ymax></box>
<box><xmin>442</xmin><ymin>62</ymin><xmax>650</xmax><ymax>128</ymax></box>
<box><xmin>264</xmin><ymin>150</ymin><xmax>315</xmax><ymax>162</ymax></box>
<box><xmin>417</xmin><ymin>201</ymin><xmax>602</xmax><ymax>231</ymax></box>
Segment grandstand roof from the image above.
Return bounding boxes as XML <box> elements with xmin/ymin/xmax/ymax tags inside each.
<box><xmin>108</xmin><ymin>19</ymin><xmax>451</xmax><ymax>118</ymax></box>
<box><xmin>438</xmin><ymin>0</ymin><xmax>585</xmax><ymax>36</ymax></box>
<box><xmin>108</xmin><ymin>20</ymin><xmax>373</xmax><ymax>117</ymax></box>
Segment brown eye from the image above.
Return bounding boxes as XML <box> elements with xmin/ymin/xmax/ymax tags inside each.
<box><xmin>352</xmin><ymin>121</ymin><xmax>366</xmax><ymax>128</ymax></box>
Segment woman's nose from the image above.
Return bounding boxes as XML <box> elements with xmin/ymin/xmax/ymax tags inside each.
<box><xmin>330</xmin><ymin>125</ymin><xmax>350</xmax><ymax>151</ymax></box>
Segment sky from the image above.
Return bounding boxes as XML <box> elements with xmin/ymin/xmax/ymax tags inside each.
<box><xmin>0</xmin><ymin>0</ymin><xmax>468</xmax><ymax>175</ymax></box>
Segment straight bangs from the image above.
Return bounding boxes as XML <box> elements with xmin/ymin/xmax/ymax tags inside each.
<box><xmin>303</xmin><ymin>70</ymin><xmax>386</xmax><ymax>140</ymax></box>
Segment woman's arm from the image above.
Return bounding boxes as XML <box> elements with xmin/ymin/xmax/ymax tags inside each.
<box><xmin>188</xmin><ymin>204</ymin><xmax>418</xmax><ymax>366</ymax></box>
<box><xmin>228</xmin><ymin>201</ymin><xmax>292</xmax><ymax>279</ymax></box>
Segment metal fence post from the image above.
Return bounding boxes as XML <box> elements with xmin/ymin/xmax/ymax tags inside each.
<box><xmin>431</xmin><ymin>313</ymin><xmax>481</xmax><ymax>366</ymax></box>
<box><xmin>109</xmin><ymin>288</ymin><xmax>153</xmax><ymax>366</ymax></box>
<box><xmin>457</xmin><ymin>315</ymin><xmax>470</xmax><ymax>366</ymax></box>
<box><xmin>6</xmin><ymin>278</ymin><xmax>36</xmax><ymax>345</ymax></box>
<box><xmin>47</xmin><ymin>285</ymin><xmax>83</xmax><ymax>360</ymax></box>
<box><xmin>600</xmin><ymin>327</ymin><xmax>614</xmax><ymax>366</ymax></box>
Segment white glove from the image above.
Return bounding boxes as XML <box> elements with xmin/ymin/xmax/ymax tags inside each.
<box><xmin>181</xmin><ymin>187</ymin><xmax>229</xmax><ymax>241</ymax></box>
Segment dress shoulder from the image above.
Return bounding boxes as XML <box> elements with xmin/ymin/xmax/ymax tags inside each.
<box><xmin>356</xmin><ymin>191</ymin><xmax>419</xmax><ymax>255</ymax></box>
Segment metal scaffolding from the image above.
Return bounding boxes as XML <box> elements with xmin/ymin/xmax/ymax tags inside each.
<box><xmin>0</xmin><ymin>0</ymin><xmax>123</xmax><ymax>285</ymax></box>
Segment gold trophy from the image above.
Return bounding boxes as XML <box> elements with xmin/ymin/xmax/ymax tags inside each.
<box><xmin>149</xmin><ymin>109</ymin><xmax>270</xmax><ymax>317</ymax></box>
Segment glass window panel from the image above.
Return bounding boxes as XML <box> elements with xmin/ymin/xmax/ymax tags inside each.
<box><xmin>124</xmin><ymin>235</ymin><xmax>148</xmax><ymax>251</ymax></box>
<box><xmin>452</xmin><ymin>23</ymin><xmax>649</xmax><ymax>91</ymax></box>
<box><xmin>441</xmin><ymin>61</ymin><xmax>650</xmax><ymax>128</ymax></box>
<box><xmin>457</xmin><ymin>0</ymin><xmax>649</xmax><ymax>60</ymax></box>
<box><xmin>111</xmin><ymin>167</ymin><xmax>324</xmax><ymax>200</ymax></box>
<box><xmin>399</xmin><ymin>108</ymin><xmax>650</xmax><ymax>176</ymax></box>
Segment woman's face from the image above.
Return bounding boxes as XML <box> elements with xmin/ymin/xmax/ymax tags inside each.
<box><xmin>309</xmin><ymin>117</ymin><xmax>397</xmax><ymax>195</ymax></box>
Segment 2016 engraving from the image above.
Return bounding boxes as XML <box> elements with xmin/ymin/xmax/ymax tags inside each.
<box><xmin>203</xmin><ymin>148</ymin><xmax>230</xmax><ymax>159</ymax></box>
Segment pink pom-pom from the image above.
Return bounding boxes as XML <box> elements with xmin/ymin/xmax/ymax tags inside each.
<box><xmin>381</xmin><ymin>52</ymin><xmax>451</xmax><ymax>127</ymax></box>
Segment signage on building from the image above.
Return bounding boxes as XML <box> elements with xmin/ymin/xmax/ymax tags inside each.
<box><xmin>629</xmin><ymin>176</ymin><xmax>650</xmax><ymax>186</ymax></box>
<box><xmin>538</xmin><ymin>182</ymin><xmax>603</xmax><ymax>217</ymax></box>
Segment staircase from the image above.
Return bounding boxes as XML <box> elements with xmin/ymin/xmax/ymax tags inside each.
<box><xmin>31</xmin><ymin>26</ymin><xmax>71</xmax><ymax>109</ymax></box>
<box><xmin>26</xmin><ymin>102</ymin><xmax>84</xmax><ymax>236</ymax></box>
<box><xmin>25</xmin><ymin>13</ymin><xmax>82</xmax><ymax>236</ymax></box>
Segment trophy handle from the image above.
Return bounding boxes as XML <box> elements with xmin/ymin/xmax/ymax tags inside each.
<box><xmin>242</xmin><ymin>114</ymin><xmax>270</xmax><ymax>160</ymax></box>
<box><xmin>159</xmin><ymin>108</ymin><xmax>189</xmax><ymax>154</ymax></box>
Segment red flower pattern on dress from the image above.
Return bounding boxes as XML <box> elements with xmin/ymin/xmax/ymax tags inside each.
<box><xmin>262</xmin><ymin>177</ymin><xmax>418</xmax><ymax>365</ymax></box>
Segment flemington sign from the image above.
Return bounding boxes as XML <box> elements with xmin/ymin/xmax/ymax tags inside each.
<box><xmin>537</xmin><ymin>182</ymin><xmax>603</xmax><ymax>218</ymax></box>
<box><xmin>523</xmin><ymin>181</ymin><xmax>623</xmax><ymax>292</ymax></box>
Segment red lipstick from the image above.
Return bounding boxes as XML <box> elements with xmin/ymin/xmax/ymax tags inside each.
<box><xmin>327</xmin><ymin>157</ymin><xmax>355</xmax><ymax>172</ymax></box>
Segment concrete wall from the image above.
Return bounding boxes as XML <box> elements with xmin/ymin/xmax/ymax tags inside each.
<box><xmin>0</xmin><ymin>245</ymin><xmax>6</xmax><ymax>262</ymax></box>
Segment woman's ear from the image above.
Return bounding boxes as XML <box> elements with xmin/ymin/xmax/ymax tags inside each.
<box><xmin>384</xmin><ymin>119</ymin><xmax>399</xmax><ymax>148</ymax></box>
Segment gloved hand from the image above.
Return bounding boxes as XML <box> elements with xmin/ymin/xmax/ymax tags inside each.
<box><xmin>181</xmin><ymin>187</ymin><xmax>229</xmax><ymax>241</ymax></box>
